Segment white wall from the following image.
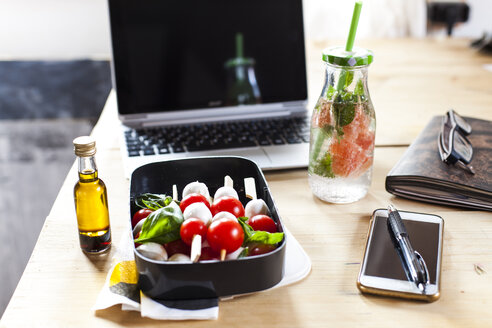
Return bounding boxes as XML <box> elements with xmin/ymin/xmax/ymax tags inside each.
<box><xmin>0</xmin><ymin>0</ymin><xmax>111</xmax><ymax>59</ymax></box>
<box><xmin>450</xmin><ymin>0</ymin><xmax>492</xmax><ymax>37</ymax></box>
<box><xmin>0</xmin><ymin>0</ymin><xmax>490</xmax><ymax>60</ymax></box>
<box><xmin>304</xmin><ymin>0</ymin><xmax>427</xmax><ymax>40</ymax></box>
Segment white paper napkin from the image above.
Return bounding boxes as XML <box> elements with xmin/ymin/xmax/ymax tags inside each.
<box><xmin>93</xmin><ymin>225</ymin><xmax>311</xmax><ymax>320</ymax></box>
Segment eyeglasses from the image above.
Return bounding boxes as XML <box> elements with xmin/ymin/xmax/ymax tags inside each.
<box><xmin>438</xmin><ymin>109</ymin><xmax>475</xmax><ymax>174</ymax></box>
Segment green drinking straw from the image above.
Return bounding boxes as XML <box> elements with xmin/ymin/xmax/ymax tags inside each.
<box><xmin>236</xmin><ymin>32</ymin><xmax>244</xmax><ymax>58</ymax></box>
<box><xmin>336</xmin><ymin>1</ymin><xmax>363</xmax><ymax>91</ymax></box>
<box><xmin>345</xmin><ymin>1</ymin><xmax>363</xmax><ymax>52</ymax></box>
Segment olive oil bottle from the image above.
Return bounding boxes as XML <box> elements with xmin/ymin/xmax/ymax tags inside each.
<box><xmin>73</xmin><ymin>136</ymin><xmax>111</xmax><ymax>253</ymax></box>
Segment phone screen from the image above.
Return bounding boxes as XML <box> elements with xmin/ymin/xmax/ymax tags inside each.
<box><xmin>364</xmin><ymin>215</ymin><xmax>440</xmax><ymax>284</ymax></box>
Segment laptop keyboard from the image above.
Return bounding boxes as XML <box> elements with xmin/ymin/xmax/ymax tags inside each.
<box><xmin>124</xmin><ymin>116</ymin><xmax>310</xmax><ymax>157</ymax></box>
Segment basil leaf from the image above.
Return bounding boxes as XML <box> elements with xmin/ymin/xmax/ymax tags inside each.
<box><xmin>237</xmin><ymin>217</ymin><xmax>255</xmax><ymax>242</ymax></box>
<box><xmin>249</xmin><ymin>231</ymin><xmax>284</xmax><ymax>245</ymax></box>
<box><xmin>238</xmin><ymin>247</ymin><xmax>249</xmax><ymax>258</ymax></box>
<box><xmin>135</xmin><ymin>193</ymin><xmax>172</xmax><ymax>211</ymax></box>
<box><xmin>135</xmin><ymin>200</ymin><xmax>184</xmax><ymax>244</ymax></box>
<box><xmin>237</xmin><ymin>217</ymin><xmax>284</xmax><ymax>246</ymax></box>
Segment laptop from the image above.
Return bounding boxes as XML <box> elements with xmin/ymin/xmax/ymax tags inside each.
<box><xmin>108</xmin><ymin>0</ymin><xmax>310</xmax><ymax>177</ymax></box>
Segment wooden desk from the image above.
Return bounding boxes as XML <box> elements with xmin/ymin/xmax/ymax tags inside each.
<box><xmin>2</xmin><ymin>38</ymin><xmax>492</xmax><ymax>327</ymax></box>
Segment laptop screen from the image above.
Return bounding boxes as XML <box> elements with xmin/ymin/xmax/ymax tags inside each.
<box><xmin>108</xmin><ymin>0</ymin><xmax>307</xmax><ymax>116</ymax></box>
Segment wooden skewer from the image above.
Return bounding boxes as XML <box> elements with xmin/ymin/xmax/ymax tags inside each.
<box><xmin>220</xmin><ymin>249</ymin><xmax>227</xmax><ymax>261</ymax></box>
<box><xmin>224</xmin><ymin>175</ymin><xmax>233</xmax><ymax>188</ymax></box>
<box><xmin>217</xmin><ymin>175</ymin><xmax>238</xmax><ymax>261</ymax></box>
<box><xmin>172</xmin><ymin>184</ymin><xmax>178</xmax><ymax>201</ymax></box>
<box><xmin>244</xmin><ymin>177</ymin><xmax>257</xmax><ymax>200</ymax></box>
<box><xmin>190</xmin><ymin>234</ymin><xmax>202</xmax><ymax>263</ymax></box>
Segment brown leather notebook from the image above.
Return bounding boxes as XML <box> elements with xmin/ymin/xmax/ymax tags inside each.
<box><xmin>385</xmin><ymin>115</ymin><xmax>492</xmax><ymax>211</ymax></box>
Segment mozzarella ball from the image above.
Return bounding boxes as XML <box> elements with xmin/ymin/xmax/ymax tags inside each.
<box><xmin>226</xmin><ymin>246</ymin><xmax>244</xmax><ymax>260</ymax></box>
<box><xmin>213</xmin><ymin>186</ymin><xmax>239</xmax><ymax>200</ymax></box>
<box><xmin>168</xmin><ymin>253</ymin><xmax>191</xmax><ymax>262</ymax></box>
<box><xmin>183</xmin><ymin>202</ymin><xmax>212</xmax><ymax>226</ymax></box>
<box><xmin>182</xmin><ymin>181</ymin><xmax>210</xmax><ymax>200</ymax></box>
<box><xmin>132</xmin><ymin>217</ymin><xmax>146</xmax><ymax>237</ymax></box>
<box><xmin>212</xmin><ymin>211</ymin><xmax>237</xmax><ymax>223</ymax></box>
<box><xmin>136</xmin><ymin>243</ymin><xmax>168</xmax><ymax>261</ymax></box>
<box><xmin>245</xmin><ymin>199</ymin><xmax>269</xmax><ymax>218</ymax></box>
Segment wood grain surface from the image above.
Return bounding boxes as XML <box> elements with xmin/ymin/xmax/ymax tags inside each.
<box><xmin>2</xmin><ymin>38</ymin><xmax>492</xmax><ymax>327</ymax></box>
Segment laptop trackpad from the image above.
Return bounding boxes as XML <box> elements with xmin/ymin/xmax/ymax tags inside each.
<box><xmin>185</xmin><ymin>148</ymin><xmax>272</xmax><ymax>169</ymax></box>
<box><xmin>263</xmin><ymin>144</ymin><xmax>309</xmax><ymax>168</ymax></box>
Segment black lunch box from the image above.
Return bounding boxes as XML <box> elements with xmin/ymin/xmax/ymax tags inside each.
<box><xmin>130</xmin><ymin>157</ymin><xmax>286</xmax><ymax>300</ymax></box>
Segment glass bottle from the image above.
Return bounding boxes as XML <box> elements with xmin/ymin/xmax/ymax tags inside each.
<box><xmin>73</xmin><ymin>136</ymin><xmax>111</xmax><ymax>253</ymax></box>
<box><xmin>224</xmin><ymin>32</ymin><xmax>261</xmax><ymax>106</ymax></box>
<box><xmin>308</xmin><ymin>47</ymin><xmax>375</xmax><ymax>203</ymax></box>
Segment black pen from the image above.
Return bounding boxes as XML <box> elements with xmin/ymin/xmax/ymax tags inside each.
<box><xmin>387</xmin><ymin>205</ymin><xmax>429</xmax><ymax>291</ymax></box>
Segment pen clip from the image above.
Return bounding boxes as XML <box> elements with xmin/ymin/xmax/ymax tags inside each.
<box><xmin>414</xmin><ymin>250</ymin><xmax>430</xmax><ymax>291</ymax></box>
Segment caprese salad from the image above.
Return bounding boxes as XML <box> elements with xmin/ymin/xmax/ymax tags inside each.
<box><xmin>132</xmin><ymin>177</ymin><xmax>284</xmax><ymax>263</ymax></box>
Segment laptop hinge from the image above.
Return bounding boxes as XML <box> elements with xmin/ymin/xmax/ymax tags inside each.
<box><xmin>140</xmin><ymin>111</ymin><xmax>292</xmax><ymax>128</ymax></box>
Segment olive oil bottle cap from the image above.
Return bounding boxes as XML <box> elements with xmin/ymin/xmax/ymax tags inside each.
<box><xmin>73</xmin><ymin>136</ymin><xmax>96</xmax><ymax>157</ymax></box>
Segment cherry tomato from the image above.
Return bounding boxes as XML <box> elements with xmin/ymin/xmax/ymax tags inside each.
<box><xmin>164</xmin><ymin>239</ymin><xmax>190</xmax><ymax>257</ymax></box>
<box><xmin>211</xmin><ymin>196</ymin><xmax>245</xmax><ymax>217</ymax></box>
<box><xmin>249</xmin><ymin>244</ymin><xmax>276</xmax><ymax>256</ymax></box>
<box><xmin>134</xmin><ymin>231</ymin><xmax>142</xmax><ymax>248</ymax></box>
<box><xmin>247</xmin><ymin>215</ymin><xmax>277</xmax><ymax>233</ymax></box>
<box><xmin>180</xmin><ymin>218</ymin><xmax>207</xmax><ymax>245</ymax></box>
<box><xmin>207</xmin><ymin>218</ymin><xmax>244</xmax><ymax>254</ymax></box>
<box><xmin>180</xmin><ymin>193</ymin><xmax>211</xmax><ymax>213</ymax></box>
<box><xmin>132</xmin><ymin>208</ymin><xmax>153</xmax><ymax>228</ymax></box>
<box><xmin>199</xmin><ymin>247</ymin><xmax>219</xmax><ymax>261</ymax></box>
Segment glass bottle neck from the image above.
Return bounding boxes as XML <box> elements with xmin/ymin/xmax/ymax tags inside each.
<box><xmin>324</xmin><ymin>64</ymin><xmax>370</xmax><ymax>102</ymax></box>
<box><xmin>77</xmin><ymin>156</ymin><xmax>98</xmax><ymax>182</ymax></box>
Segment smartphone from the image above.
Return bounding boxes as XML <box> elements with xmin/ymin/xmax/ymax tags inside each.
<box><xmin>357</xmin><ymin>209</ymin><xmax>444</xmax><ymax>302</ymax></box>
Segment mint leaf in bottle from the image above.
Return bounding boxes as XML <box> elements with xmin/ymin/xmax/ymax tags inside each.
<box><xmin>333</xmin><ymin>95</ymin><xmax>356</xmax><ymax>128</ymax></box>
